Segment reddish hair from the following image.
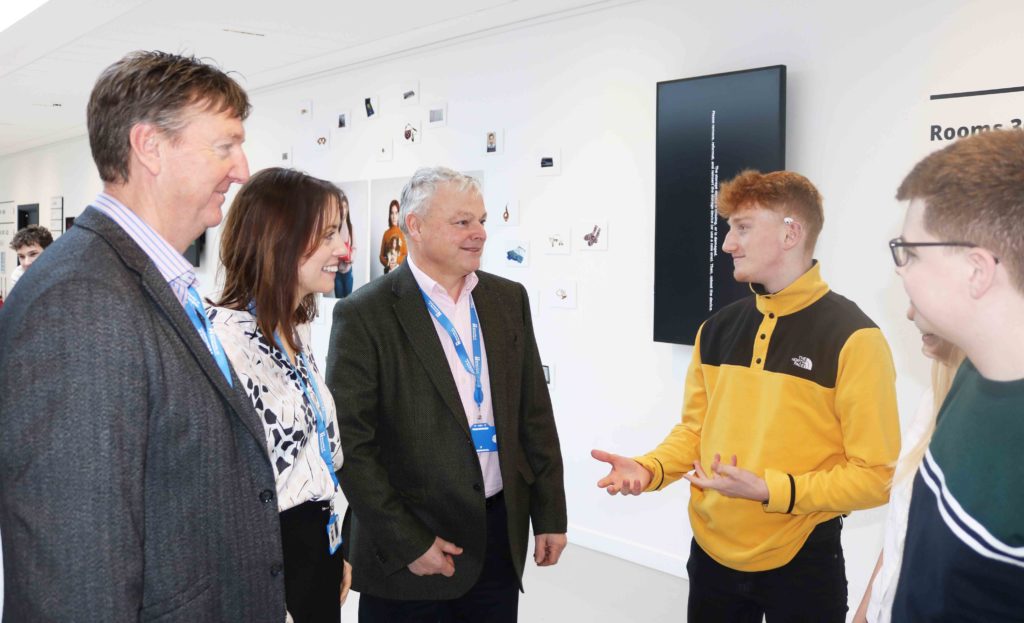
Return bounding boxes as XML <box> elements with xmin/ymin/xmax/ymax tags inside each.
<box><xmin>718</xmin><ymin>170</ymin><xmax>824</xmax><ymax>249</ymax></box>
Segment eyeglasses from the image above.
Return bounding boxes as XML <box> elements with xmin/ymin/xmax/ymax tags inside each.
<box><xmin>888</xmin><ymin>237</ymin><xmax>999</xmax><ymax>267</ymax></box>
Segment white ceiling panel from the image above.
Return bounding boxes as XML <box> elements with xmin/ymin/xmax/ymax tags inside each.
<box><xmin>0</xmin><ymin>0</ymin><xmax>622</xmax><ymax>157</ymax></box>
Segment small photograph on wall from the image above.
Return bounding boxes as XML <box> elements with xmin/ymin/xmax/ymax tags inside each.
<box><xmin>544</xmin><ymin>279</ymin><xmax>577</xmax><ymax>309</ymax></box>
<box><xmin>484</xmin><ymin>130</ymin><xmax>504</xmax><ymax>155</ymax></box>
<box><xmin>298</xmin><ymin>99</ymin><xmax>314</xmax><ymax>122</ymax></box>
<box><xmin>335</xmin><ymin>110</ymin><xmax>351</xmax><ymax>130</ymax></box>
<box><xmin>369</xmin><ymin>177</ymin><xmax>411</xmax><ymax>280</ymax></box>
<box><xmin>400</xmin><ymin>81</ymin><xmax>420</xmax><ymax>106</ymax></box>
<box><xmin>364</xmin><ymin>96</ymin><xmax>379</xmax><ymax>119</ymax></box>
<box><xmin>575</xmin><ymin>220</ymin><xmax>607</xmax><ymax>251</ymax></box>
<box><xmin>535</xmin><ymin>148</ymin><xmax>561</xmax><ymax>176</ymax></box>
<box><xmin>427</xmin><ymin>102</ymin><xmax>447</xmax><ymax>128</ymax></box>
<box><xmin>502</xmin><ymin>240</ymin><xmax>530</xmax><ymax>267</ymax></box>
<box><xmin>376</xmin><ymin>139</ymin><xmax>393</xmax><ymax>162</ymax></box>
<box><xmin>492</xmin><ymin>199</ymin><xmax>519</xmax><ymax>226</ymax></box>
<box><xmin>328</xmin><ymin>180</ymin><xmax>371</xmax><ymax>298</ymax></box>
<box><xmin>311</xmin><ymin>129</ymin><xmax>330</xmax><ymax>153</ymax></box>
<box><xmin>543</xmin><ymin>227</ymin><xmax>571</xmax><ymax>254</ymax></box>
<box><xmin>402</xmin><ymin>121</ymin><xmax>421</xmax><ymax>145</ymax></box>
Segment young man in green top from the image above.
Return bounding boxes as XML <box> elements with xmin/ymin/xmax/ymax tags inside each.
<box><xmin>891</xmin><ymin>129</ymin><xmax>1024</xmax><ymax>621</ymax></box>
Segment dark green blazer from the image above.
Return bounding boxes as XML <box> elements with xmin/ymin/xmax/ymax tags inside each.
<box><xmin>326</xmin><ymin>262</ymin><xmax>566</xmax><ymax>600</ymax></box>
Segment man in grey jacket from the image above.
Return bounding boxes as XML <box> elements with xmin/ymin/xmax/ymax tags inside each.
<box><xmin>0</xmin><ymin>51</ymin><xmax>285</xmax><ymax>621</ymax></box>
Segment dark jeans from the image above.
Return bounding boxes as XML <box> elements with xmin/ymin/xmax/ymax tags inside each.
<box><xmin>687</xmin><ymin>517</ymin><xmax>847</xmax><ymax>623</ymax></box>
<box><xmin>280</xmin><ymin>501</ymin><xmax>344</xmax><ymax>623</ymax></box>
<box><xmin>334</xmin><ymin>270</ymin><xmax>354</xmax><ymax>299</ymax></box>
<box><xmin>359</xmin><ymin>492</ymin><xmax>519</xmax><ymax>623</ymax></box>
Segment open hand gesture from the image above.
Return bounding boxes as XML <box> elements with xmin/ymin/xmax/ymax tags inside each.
<box><xmin>591</xmin><ymin>449</ymin><xmax>653</xmax><ymax>496</ymax></box>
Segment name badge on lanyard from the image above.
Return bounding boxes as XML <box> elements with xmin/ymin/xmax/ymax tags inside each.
<box><xmin>420</xmin><ymin>288</ymin><xmax>498</xmax><ymax>454</ymax></box>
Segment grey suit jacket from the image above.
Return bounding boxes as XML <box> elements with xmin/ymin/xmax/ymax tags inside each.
<box><xmin>326</xmin><ymin>263</ymin><xmax>567</xmax><ymax>600</ymax></box>
<box><xmin>0</xmin><ymin>208</ymin><xmax>286</xmax><ymax>622</ymax></box>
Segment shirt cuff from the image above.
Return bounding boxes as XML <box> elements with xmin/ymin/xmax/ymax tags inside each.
<box><xmin>763</xmin><ymin>468</ymin><xmax>795</xmax><ymax>514</ymax></box>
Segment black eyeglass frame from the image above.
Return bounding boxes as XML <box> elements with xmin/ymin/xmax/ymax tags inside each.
<box><xmin>888</xmin><ymin>237</ymin><xmax>999</xmax><ymax>267</ymax></box>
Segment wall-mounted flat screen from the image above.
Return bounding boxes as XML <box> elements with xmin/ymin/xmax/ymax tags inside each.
<box><xmin>654</xmin><ymin>65</ymin><xmax>786</xmax><ymax>345</ymax></box>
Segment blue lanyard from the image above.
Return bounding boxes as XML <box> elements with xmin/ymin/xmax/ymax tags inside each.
<box><xmin>420</xmin><ymin>289</ymin><xmax>484</xmax><ymax>419</ymax></box>
<box><xmin>272</xmin><ymin>331</ymin><xmax>340</xmax><ymax>490</ymax></box>
<box><xmin>184</xmin><ymin>286</ymin><xmax>233</xmax><ymax>387</ymax></box>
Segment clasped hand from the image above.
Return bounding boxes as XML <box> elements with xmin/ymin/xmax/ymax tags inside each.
<box><xmin>408</xmin><ymin>536</ymin><xmax>463</xmax><ymax>577</ymax></box>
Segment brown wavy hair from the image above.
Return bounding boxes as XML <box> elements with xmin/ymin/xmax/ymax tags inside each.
<box><xmin>215</xmin><ymin>167</ymin><xmax>343</xmax><ymax>353</ymax></box>
<box><xmin>87</xmin><ymin>51</ymin><xmax>250</xmax><ymax>184</ymax></box>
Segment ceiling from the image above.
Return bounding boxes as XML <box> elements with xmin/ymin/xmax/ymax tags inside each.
<box><xmin>0</xmin><ymin>0</ymin><xmax>621</xmax><ymax>157</ymax></box>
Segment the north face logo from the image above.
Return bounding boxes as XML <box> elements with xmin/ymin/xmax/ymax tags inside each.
<box><xmin>791</xmin><ymin>356</ymin><xmax>813</xmax><ymax>371</ymax></box>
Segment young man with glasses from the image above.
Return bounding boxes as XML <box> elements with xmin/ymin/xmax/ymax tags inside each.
<box><xmin>889</xmin><ymin>130</ymin><xmax>1024</xmax><ymax>621</ymax></box>
<box><xmin>594</xmin><ymin>170</ymin><xmax>900</xmax><ymax>622</ymax></box>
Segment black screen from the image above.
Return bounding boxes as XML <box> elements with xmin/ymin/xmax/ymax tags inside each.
<box><xmin>654</xmin><ymin>65</ymin><xmax>786</xmax><ymax>345</ymax></box>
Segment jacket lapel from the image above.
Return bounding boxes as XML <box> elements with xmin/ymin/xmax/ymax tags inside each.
<box><xmin>77</xmin><ymin>208</ymin><xmax>270</xmax><ymax>453</ymax></box>
<box><xmin>390</xmin><ymin>264</ymin><xmax>472</xmax><ymax>439</ymax></box>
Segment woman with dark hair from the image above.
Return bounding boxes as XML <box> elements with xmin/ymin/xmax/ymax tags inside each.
<box><xmin>333</xmin><ymin>194</ymin><xmax>355</xmax><ymax>298</ymax></box>
<box><xmin>378</xmin><ymin>198</ymin><xmax>406</xmax><ymax>274</ymax></box>
<box><xmin>208</xmin><ymin>167</ymin><xmax>351</xmax><ymax>622</ymax></box>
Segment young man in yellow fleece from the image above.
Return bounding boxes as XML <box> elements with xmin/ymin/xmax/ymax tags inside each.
<box><xmin>593</xmin><ymin>170</ymin><xmax>900</xmax><ymax>622</ymax></box>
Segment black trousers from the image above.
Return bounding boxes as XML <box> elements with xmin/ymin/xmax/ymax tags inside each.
<box><xmin>280</xmin><ymin>500</ymin><xmax>345</xmax><ymax>623</ymax></box>
<box><xmin>686</xmin><ymin>517</ymin><xmax>848</xmax><ymax>623</ymax></box>
<box><xmin>359</xmin><ymin>492</ymin><xmax>520</xmax><ymax>623</ymax></box>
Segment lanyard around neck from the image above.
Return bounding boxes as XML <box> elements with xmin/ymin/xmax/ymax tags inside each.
<box><xmin>272</xmin><ymin>329</ymin><xmax>340</xmax><ymax>490</ymax></box>
<box><xmin>184</xmin><ymin>286</ymin><xmax>233</xmax><ymax>387</ymax></box>
<box><xmin>420</xmin><ymin>288</ymin><xmax>484</xmax><ymax>419</ymax></box>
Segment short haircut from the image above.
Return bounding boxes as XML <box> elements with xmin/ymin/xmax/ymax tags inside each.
<box><xmin>87</xmin><ymin>50</ymin><xmax>251</xmax><ymax>185</ymax></box>
<box><xmin>215</xmin><ymin>167</ymin><xmax>343</xmax><ymax>354</ymax></box>
<box><xmin>398</xmin><ymin>167</ymin><xmax>482</xmax><ymax>235</ymax></box>
<box><xmin>717</xmin><ymin>170</ymin><xmax>825</xmax><ymax>250</ymax></box>
<box><xmin>10</xmin><ymin>225</ymin><xmax>53</xmax><ymax>251</ymax></box>
<box><xmin>897</xmin><ymin>129</ymin><xmax>1024</xmax><ymax>293</ymax></box>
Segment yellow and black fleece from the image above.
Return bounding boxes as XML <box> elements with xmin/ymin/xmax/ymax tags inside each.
<box><xmin>635</xmin><ymin>262</ymin><xmax>900</xmax><ymax>572</ymax></box>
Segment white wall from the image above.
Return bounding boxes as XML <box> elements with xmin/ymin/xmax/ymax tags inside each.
<box><xmin>3</xmin><ymin>0</ymin><xmax>1022</xmax><ymax>615</ymax></box>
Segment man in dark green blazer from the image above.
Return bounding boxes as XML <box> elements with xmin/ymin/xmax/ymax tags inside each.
<box><xmin>326</xmin><ymin>167</ymin><xmax>567</xmax><ymax>621</ymax></box>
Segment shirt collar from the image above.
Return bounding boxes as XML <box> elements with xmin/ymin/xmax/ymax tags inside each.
<box><xmin>752</xmin><ymin>260</ymin><xmax>830</xmax><ymax>317</ymax></box>
<box><xmin>406</xmin><ymin>255</ymin><xmax>478</xmax><ymax>303</ymax></box>
<box><xmin>91</xmin><ymin>192</ymin><xmax>197</xmax><ymax>289</ymax></box>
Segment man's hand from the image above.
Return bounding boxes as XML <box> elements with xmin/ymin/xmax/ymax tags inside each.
<box><xmin>407</xmin><ymin>536</ymin><xmax>463</xmax><ymax>577</ymax></box>
<box><xmin>592</xmin><ymin>449</ymin><xmax>653</xmax><ymax>495</ymax></box>
<box><xmin>340</xmin><ymin>559</ymin><xmax>352</xmax><ymax>605</ymax></box>
<box><xmin>534</xmin><ymin>533</ymin><xmax>567</xmax><ymax>566</ymax></box>
<box><xmin>682</xmin><ymin>453</ymin><xmax>769</xmax><ymax>502</ymax></box>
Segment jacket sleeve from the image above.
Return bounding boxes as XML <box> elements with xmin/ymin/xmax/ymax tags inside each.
<box><xmin>514</xmin><ymin>284</ymin><xmax>567</xmax><ymax>534</ymax></box>
<box><xmin>763</xmin><ymin>327</ymin><xmax>900</xmax><ymax>514</ymax></box>
<box><xmin>0</xmin><ymin>278</ymin><xmax>147</xmax><ymax>621</ymax></box>
<box><xmin>326</xmin><ymin>297</ymin><xmax>434</xmax><ymax>574</ymax></box>
<box><xmin>635</xmin><ymin>324</ymin><xmax>706</xmax><ymax>491</ymax></box>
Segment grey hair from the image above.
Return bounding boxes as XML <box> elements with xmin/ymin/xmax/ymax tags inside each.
<box><xmin>398</xmin><ymin>167</ymin><xmax>482</xmax><ymax>234</ymax></box>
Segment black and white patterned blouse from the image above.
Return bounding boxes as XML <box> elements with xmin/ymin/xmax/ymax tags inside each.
<box><xmin>208</xmin><ymin>306</ymin><xmax>343</xmax><ymax>513</ymax></box>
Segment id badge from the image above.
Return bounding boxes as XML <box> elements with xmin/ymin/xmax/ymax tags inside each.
<box><xmin>470</xmin><ymin>422</ymin><xmax>498</xmax><ymax>453</ymax></box>
<box><xmin>326</xmin><ymin>511</ymin><xmax>342</xmax><ymax>555</ymax></box>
